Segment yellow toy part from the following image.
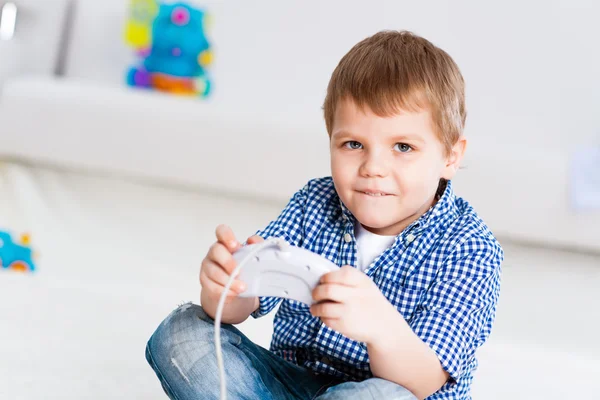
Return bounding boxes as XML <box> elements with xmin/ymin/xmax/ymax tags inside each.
<box><xmin>125</xmin><ymin>0</ymin><xmax>159</xmax><ymax>49</ymax></box>
<box><xmin>204</xmin><ymin>12</ymin><xmax>214</xmax><ymax>31</ymax></box>
<box><xmin>125</xmin><ymin>24</ymin><xmax>151</xmax><ymax>49</ymax></box>
<box><xmin>197</xmin><ymin>12</ymin><xmax>213</xmax><ymax>67</ymax></box>
<box><xmin>198</xmin><ymin>49</ymin><xmax>213</xmax><ymax>67</ymax></box>
<box><xmin>20</xmin><ymin>233</ymin><xmax>30</xmax><ymax>246</ymax></box>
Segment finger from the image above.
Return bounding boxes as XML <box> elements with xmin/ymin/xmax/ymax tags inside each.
<box><xmin>202</xmin><ymin>260</ymin><xmax>247</xmax><ymax>294</ymax></box>
<box><xmin>312</xmin><ymin>283</ymin><xmax>353</xmax><ymax>303</ymax></box>
<box><xmin>215</xmin><ymin>224</ymin><xmax>240</xmax><ymax>252</ymax></box>
<box><xmin>246</xmin><ymin>235</ymin><xmax>264</xmax><ymax>245</ymax></box>
<box><xmin>319</xmin><ymin>265</ymin><xmax>363</xmax><ymax>286</ymax></box>
<box><xmin>200</xmin><ymin>273</ymin><xmax>243</xmax><ymax>301</ymax></box>
<box><xmin>207</xmin><ymin>242</ymin><xmax>237</xmax><ymax>274</ymax></box>
<box><xmin>310</xmin><ymin>301</ymin><xmax>344</xmax><ymax>319</ymax></box>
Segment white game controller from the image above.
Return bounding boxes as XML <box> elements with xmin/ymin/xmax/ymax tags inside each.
<box><xmin>215</xmin><ymin>237</ymin><xmax>338</xmax><ymax>400</ymax></box>
<box><xmin>232</xmin><ymin>238</ymin><xmax>339</xmax><ymax>305</ymax></box>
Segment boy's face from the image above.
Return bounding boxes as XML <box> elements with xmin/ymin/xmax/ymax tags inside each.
<box><xmin>330</xmin><ymin>98</ymin><xmax>465</xmax><ymax>236</ymax></box>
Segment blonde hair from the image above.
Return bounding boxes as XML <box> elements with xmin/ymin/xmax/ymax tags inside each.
<box><xmin>323</xmin><ymin>30</ymin><xmax>466</xmax><ymax>155</ymax></box>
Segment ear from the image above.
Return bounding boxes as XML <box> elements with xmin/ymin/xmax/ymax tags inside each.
<box><xmin>441</xmin><ymin>136</ymin><xmax>467</xmax><ymax>180</ymax></box>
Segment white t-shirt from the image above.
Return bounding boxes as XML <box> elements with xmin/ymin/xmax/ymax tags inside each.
<box><xmin>354</xmin><ymin>221</ymin><xmax>396</xmax><ymax>272</ymax></box>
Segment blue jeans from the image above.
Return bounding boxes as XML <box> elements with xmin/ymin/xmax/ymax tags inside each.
<box><xmin>146</xmin><ymin>303</ymin><xmax>417</xmax><ymax>400</ymax></box>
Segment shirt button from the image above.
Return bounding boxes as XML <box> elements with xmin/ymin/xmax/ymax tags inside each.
<box><xmin>406</xmin><ymin>233</ymin><xmax>416</xmax><ymax>243</ymax></box>
<box><xmin>321</xmin><ymin>356</ymin><xmax>331</xmax><ymax>365</ymax></box>
<box><xmin>344</xmin><ymin>233</ymin><xmax>352</xmax><ymax>243</ymax></box>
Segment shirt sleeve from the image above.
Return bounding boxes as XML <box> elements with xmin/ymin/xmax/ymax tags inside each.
<box><xmin>409</xmin><ymin>234</ymin><xmax>503</xmax><ymax>382</ymax></box>
<box><xmin>249</xmin><ymin>184</ymin><xmax>308</xmax><ymax>319</ymax></box>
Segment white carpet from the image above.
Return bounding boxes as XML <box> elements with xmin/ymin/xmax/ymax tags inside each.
<box><xmin>0</xmin><ymin>162</ymin><xmax>598</xmax><ymax>399</ymax></box>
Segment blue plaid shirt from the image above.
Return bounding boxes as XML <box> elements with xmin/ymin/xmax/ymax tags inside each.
<box><xmin>251</xmin><ymin>177</ymin><xmax>503</xmax><ymax>400</ymax></box>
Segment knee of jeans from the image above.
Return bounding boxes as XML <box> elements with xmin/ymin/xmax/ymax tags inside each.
<box><xmin>146</xmin><ymin>303</ymin><xmax>241</xmax><ymax>376</ymax></box>
<box><xmin>188</xmin><ymin>303</ymin><xmax>215</xmax><ymax>324</ymax></box>
<box><xmin>320</xmin><ymin>378</ymin><xmax>417</xmax><ymax>400</ymax></box>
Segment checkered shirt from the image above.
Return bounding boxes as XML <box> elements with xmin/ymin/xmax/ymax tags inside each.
<box><xmin>251</xmin><ymin>177</ymin><xmax>503</xmax><ymax>400</ymax></box>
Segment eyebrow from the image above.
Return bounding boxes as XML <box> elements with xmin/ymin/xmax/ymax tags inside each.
<box><xmin>332</xmin><ymin>131</ymin><xmax>424</xmax><ymax>143</ymax></box>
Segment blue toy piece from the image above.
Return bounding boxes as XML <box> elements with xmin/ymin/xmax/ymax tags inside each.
<box><xmin>0</xmin><ymin>231</ymin><xmax>35</xmax><ymax>272</ymax></box>
<box><xmin>125</xmin><ymin>1</ymin><xmax>213</xmax><ymax>97</ymax></box>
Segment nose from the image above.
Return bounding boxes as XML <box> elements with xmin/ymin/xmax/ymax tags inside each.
<box><xmin>359</xmin><ymin>149</ymin><xmax>388</xmax><ymax>178</ymax></box>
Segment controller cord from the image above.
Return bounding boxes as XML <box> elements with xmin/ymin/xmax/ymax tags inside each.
<box><xmin>214</xmin><ymin>237</ymin><xmax>288</xmax><ymax>400</ymax></box>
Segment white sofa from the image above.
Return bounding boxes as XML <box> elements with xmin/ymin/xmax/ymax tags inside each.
<box><xmin>0</xmin><ymin>1</ymin><xmax>599</xmax><ymax>399</ymax></box>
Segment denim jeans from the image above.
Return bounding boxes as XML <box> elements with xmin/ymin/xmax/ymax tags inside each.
<box><xmin>146</xmin><ymin>303</ymin><xmax>417</xmax><ymax>400</ymax></box>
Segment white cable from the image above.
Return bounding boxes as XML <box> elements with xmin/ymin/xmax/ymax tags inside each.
<box><xmin>214</xmin><ymin>237</ymin><xmax>286</xmax><ymax>400</ymax></box>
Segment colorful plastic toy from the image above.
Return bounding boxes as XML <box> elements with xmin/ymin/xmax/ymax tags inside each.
<box><xmin>125</xmin><ymin>0</ymin><xmax>159</xmax><ymax>51</ymax></box>
<box><xmin>125</xmin><ymin>1</ymin><xmax>213</xmax><ymax>97</ymax></box>
<box><xmin>0</xmin><ymin>230</ymin><xmax>35</xmax><ymax>272</ymax></box>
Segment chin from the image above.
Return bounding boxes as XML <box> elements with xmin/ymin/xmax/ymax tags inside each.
<box><xmin>354</xmin><ymin>213</ymin><xmax>393</xmax><ymax>231</ymax></box>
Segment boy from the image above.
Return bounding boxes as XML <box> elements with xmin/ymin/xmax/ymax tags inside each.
<box><xmin>146</xmin><ymin>30</ymin><xmax>503</xmax><ymax>400</ymax></box>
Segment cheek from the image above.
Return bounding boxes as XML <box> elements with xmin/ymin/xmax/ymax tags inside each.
<box><xmin>331</xmin><ymin>152</ymin><xmax>351</xmax><ymax>178</ymax></box>
<box><xmin>330</xmin><ymin>153</ymin><xmax>346</xmax><ymax>188</ymax></box>
<box><xmin>330</xmin><ymin>152</ymin><xmax>340</xmax><ymax>176</ymax></box>
<box><xmin>393</xmin><ymin>157</ymin><xmax>441</xmax><ymax>192</ymax></box>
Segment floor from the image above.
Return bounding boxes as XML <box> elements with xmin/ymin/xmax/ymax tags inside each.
<box><xmin>0</xmin><ymin>163</ymin><xmax>598</xmax><ymax>399</ymax></box>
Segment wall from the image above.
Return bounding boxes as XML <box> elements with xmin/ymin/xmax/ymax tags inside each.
<box><xmin>2</xmin><ymin>0</ymin><xmax>599</xmax><ymax>252</ymax></box>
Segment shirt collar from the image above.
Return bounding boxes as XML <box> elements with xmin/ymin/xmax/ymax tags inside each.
<box><xmin>410</xmin><ymin>180</ymin><xmax>457</xmax><ymax>235</ymax></box>
<box><xmin>339</xmin><ymin>197</ymin><xmax>355</xmax><ymax>222</ymax></box>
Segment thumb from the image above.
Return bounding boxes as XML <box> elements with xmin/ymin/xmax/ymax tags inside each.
<box><xmin>246</xmin><ymin>235</ymin><xmax>264</xmax><ymax>245</ymax></box>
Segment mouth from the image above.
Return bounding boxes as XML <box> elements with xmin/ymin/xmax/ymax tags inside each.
<box><xmin>358</xmin><ymin>190</ymin><xmax>392</xmax><ymax>197</ymax></box>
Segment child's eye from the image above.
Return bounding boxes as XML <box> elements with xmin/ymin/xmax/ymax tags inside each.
<box><xmin>394</xmin><ymin>143</ymin><xmax>413</xmax><ymax>153</ymax></box>
<box><xmin>343</xmin><ymin>141</ymin><xmax>363</xmax><ymax>150</ymax></box>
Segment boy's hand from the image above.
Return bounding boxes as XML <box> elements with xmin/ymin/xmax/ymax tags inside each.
<box><xmin>310</xmin><ymin>266</ymin><xmax>396</xmax><ymax>345</ymax></box>
<box><xmin>200</xmin><ymin>224</ymin><xmax>263</xmax><ymax>306</ymax></box>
